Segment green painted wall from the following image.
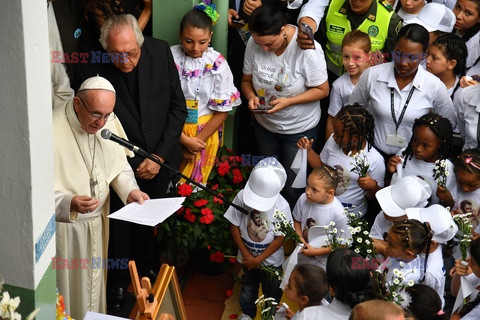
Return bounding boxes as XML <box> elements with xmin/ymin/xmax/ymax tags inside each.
<box><xmin>2</xmin><ymin>267</ymin><xmax>56</xmax><ymax>319</ymax></box>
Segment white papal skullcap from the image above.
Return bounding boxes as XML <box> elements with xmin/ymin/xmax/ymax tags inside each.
<box><xmin>78</xmin><ymin>75</ymin><xmax>116</xmax><ymax>93</ymax></box>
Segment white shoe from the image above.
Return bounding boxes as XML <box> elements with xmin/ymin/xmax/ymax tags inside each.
<box><xmin>238</xmin><ymin>314</ymin><xmax>253</xmax><ymax>320</ymax></box>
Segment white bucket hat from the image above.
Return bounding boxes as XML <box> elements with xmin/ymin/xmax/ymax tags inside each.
<box><xmin>406</xmin><ymin>3</ymin><xmax>456</xmax><ymax>33</ymax></box>
<box><xmin>406</xmin><ymin>204</ymin><xmax>458</xmax><ymax>244</ymax></box>
<box><xmin>243</xmin><ymin>157</ymin><xmax>287</xmax><ymax>211</ymax></box>
<box><xmin>376</xmin><ymin>176</ymin><xmax>432</xmax><ymax>217</ymax></box>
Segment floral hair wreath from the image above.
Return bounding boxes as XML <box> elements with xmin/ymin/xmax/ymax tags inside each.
<box><xmin>194</xmin><ymin>0</ymin><xmax>220</xmax><ymax>25</ymax></box>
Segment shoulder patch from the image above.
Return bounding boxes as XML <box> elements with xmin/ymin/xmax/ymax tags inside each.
<box><xmin>368</xmin><ymin>25</ymin><xmax>379</xmax><ymax>37</ymax></box>
<box><xmin>380</xmin><ymin>0</ymin><xmax>393</xmax><ymax>11</ymax></box>
<box><xmin>395</xmin><ymin>20</ymin><xmax>403</xmax><ymax>34</ymax></box>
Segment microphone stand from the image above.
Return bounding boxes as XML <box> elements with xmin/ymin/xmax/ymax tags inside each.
<box><xmin>124</xmin><ymin>145</ymin><xmax>250</xmax><ymax>215</ymax></box>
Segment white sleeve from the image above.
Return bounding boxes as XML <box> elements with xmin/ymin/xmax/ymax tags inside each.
<box><xmin>55</xmin><ymin>192</ymin><xmax>76</xmax><ymax>223</ymax></box>
<box><xmin>367</xmin><ymin>150</ymin><xmax>386</xmax><ymax>188</ymax></box>
<box><xmin>110</xmin><ymin>164</ymin><xmax>140</xmax><ymax>204</ymax></box>
<box><xmin>349</xmin><ymin>68</ymin><xmax>372</xmax><ymax>108</ymax></box>
<box><xmin>209</xmin><ymin>60</ymin><xmax>241</xmax><ymax>112</ymax></box>
<box><xmin>224</xmin><ymin>192</ymin><xmax>245</xmax><ymax>226</ymax></box>
<box><xmin>242</xmin><ymin>38</ymin><xmax>255</xmax><ymax>76</ymax></box>
<box><xmin>370</xmin><ymin>212</ymin><xmax>386</xmax><ymax>240</ymax></box>
<box><xmin>328</xmin><ymin>80</ymin><xmax>344</xmax><ymax>117</ymax></box>
<box><xmin>297</xmin><ymin>0</ymin><xmax>330</xmax><ymax>29</ymax></box>
<box><xmin>303</xmin><ymin>46</ymin><xmax>328</xmax><ymax>87</ymax></box>
<box><xmin>433</xmin><ymin>83</ymin><xmax>457</xmax><ymax>129</ymax></box>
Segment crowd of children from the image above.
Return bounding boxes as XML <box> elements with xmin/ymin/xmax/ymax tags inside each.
<box><xmin>170</xmin><ymin>1</ymin><xmax>480</xmax><ymax>319</ymax></box>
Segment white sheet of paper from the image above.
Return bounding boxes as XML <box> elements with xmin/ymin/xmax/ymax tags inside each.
<box><xmin>291</xmin><ymin>148</ymin><xmax>307</xmax><ymax>188</ymax></box>
<box><xmin>83</xmin><ymin>311</ymin><xmax>129</xmax><ymax>320</ymax></box>
<box><xmin>453</xmin><ymin>275</ymin><xmax>475</xmax><ymax>313</ymax></box>
<box><xmin>108</xmin><ymin>197</ymin><xmax>185</xmax><ymax>226</ymax></box>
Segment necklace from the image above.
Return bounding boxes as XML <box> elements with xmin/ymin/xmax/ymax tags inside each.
<box><xmin>65</xmin><ymin>107</ymin><xmax>98</xmax><ymax>198</ymax></box>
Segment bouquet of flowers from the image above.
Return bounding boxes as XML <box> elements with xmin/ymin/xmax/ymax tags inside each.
<box><xmin>433</xmin><ymin>159</ymin><xmax>450</xmax><ymax>187</ymax></box>
<box><xmin>255</xmin><ymin>295</ymin><xmax>278</xmax><ymax>320</ymax></box>
<box><xmin>272</xmin><ymin>210</ymin><xmax>301</xmax><ymax>244</ymax></box>
<box><xmin>157</xmin><ymin>146</ymin><xmax>251</xmax><ymax>267</ymax></box>
<box><xmin>345</xmin><ymin>209</ymin><xmax>375</xmax><ymax>259</ymax></box>
<box><xmin>374</xmin><ymin>269</ymin><xmax>414</xmax><ymax>308</ymax></box>
<box><xmin>0</xmin><ymin>277</ymin><xmax>40</xmax><ymax>320</ymax></box>
<box><xmin>323</xmin><ymin>221</ymin><xmax>350</xmax><ymax>250</ymax></box>
<box><xmin>453</xmin><ymin>213</ymin><xmax>474</xmax><ymax>261</ymax></box>
<box><xmin>349</xmin><ymin>150</ymin><xmax>370</xmax><ymax>177</ymax></box>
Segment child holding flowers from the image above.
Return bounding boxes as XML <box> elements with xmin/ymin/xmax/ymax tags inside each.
<box><xmin>172</xmin><ymin>1</ymin><xmax>241</xmax><ymax>184</ymax></box>
<box><xmin>291</xmin><ymin>166</ymin><xmax>351</xmax><ymax>269</ymax></box>
<box><xmin>224</xmin><ymin>157</ymin><xmax>292</xmax><ymax>320</ymax></box>
<box><xmin>297</xmin><ymin>103</ymin><xmax>385</xmax><ymax>217</ymax></box>
<box><xmin>451</xmin><ymin>149</ymin><xmax>480</xmax><ymax>234</ymax></box>
<box><xmin>387</xmin><ymin>113</ymin><xmax>456</xmax><ymax>206</ymax></box>
<box><xmin>450</xmin><ymin>238</ymin><xmax>480</xmax><ymax>319</ymax></box>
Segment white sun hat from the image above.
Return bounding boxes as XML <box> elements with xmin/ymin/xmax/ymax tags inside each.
<box><xmin>376</xmin><ymin>176</ymin><xmax>432</xmax><ymax>217</ymax></box>
<box><xmin>243</xmin><ymin>157</ymin><xmax>287</xmax><ymax>212</ymax></box>
<box><xmin>406</xmin><ymin>204</ymin><xmax>458</xmax><ymax>244</ymax></box>
<box><xmin>406</xmin><ymin>3</ymin><xmax>456</xmax><ymax>33</ymax></box>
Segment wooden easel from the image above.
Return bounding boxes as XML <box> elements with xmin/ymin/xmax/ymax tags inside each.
<box><xmin>129</xmin><ymin>261</ymin><xmax>187</xmax><ymax>320</ymax></box>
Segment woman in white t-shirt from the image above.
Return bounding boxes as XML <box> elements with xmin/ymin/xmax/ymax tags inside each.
<box><xmin>241</xmin><ymin>4</ymin><xmax>329</xmax><ymax>207</ymax></box>
<box><xmin>349</xmin><ymin>23</ymin><xmax>456</xmax><ymax>160</ymax></box>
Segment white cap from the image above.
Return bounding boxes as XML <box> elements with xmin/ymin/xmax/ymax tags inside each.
<box><xmin>406</xmin><ymin>3</ymin><xmax>456</xmax><ymax>33</ymax></box>
<box><xmin>406</xmin><ymin>204</ymin><xmax>458</xmax><ymax>244</ymax></box>
<box><xmin>376</xmin><ymin>176</ymin><xmax>432</xmax><ymax>217</ymax></box>
<box><xmin>243</xmin><ymin>157</ymin><xmax>287</xmax><ymax>211</ymax></box>
<box><xmin>78</xmin><ymin>75</ymin><xmax>116</xmax><ymax>93</ymax></box>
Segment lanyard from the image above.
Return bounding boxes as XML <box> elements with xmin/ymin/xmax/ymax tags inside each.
<box><xmin>390</xmin><ymin>86</ymin><xmax>415</xmax><ymax>133</ymax></box>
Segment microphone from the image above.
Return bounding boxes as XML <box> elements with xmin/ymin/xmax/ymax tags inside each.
<box><xmin>101</xmin><ymin>129</ymin><xmax>149</xmax><ymax>158</ymax></box>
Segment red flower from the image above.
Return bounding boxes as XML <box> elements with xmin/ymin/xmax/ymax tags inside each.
<box><xmin>199</xmin><ymin>212</ymin><xmax>215</xmax><ymax>224</ymax></box>
<box><xmin>217</xmin><ymin>161</ymin><xmax>231</xmax><ymax>176</ymax></box>
<box><xmin>200</xmin><ymin>207</ymin><xmax>212</xmax><ymax>216</ymax></box>
<box><xmin>236</xmin><ymin>156</ymin><xmax>243</xmax><ymax>163</ymax></box>
<box><xmin>229</xmin><ymin>257</ymin><xmax>237</xmax><ymax>264</ymax></box>
<box><xmin>177</xmin><ymin>183</ymin><xmax>193</xmax><ymax>196</ymax></box>
<box><xmin>209</xmin><ymin>251</ymin><xmax>224</xmax><ymax>263</ymax></box>
<box><xmin>184</xmin><ymin>207</ymin><xmax>196</xmax><ymax>223</ymax></box>
<box><xmin>225</xmin><ymin>289</ymin><xmax>234</xmax><ymax>298</ymax></box>
<box><xmin>211</xmin><ymin>184</ymin><xmax>219</xmax><ymax>191</ymax></box>
<box><xmin>214</xmin><ymin>194</ymin><xmax>224</xmax><ymax>205</ymax></box>
<box><xmin>207</xmin><ymin>245</ymin><xmax>211</xmax><ymax>250</ymax></box>
<box><xmin>232</xmin><ymin>168</ymin><xmax>243</xmax><ymax>184</ymax></box>
<box><xmin>176</xmin><ymin>206</ymin><xmax>185</xmax><ymax>215</ymax></box>
<box><xmin>229</xmin><ymin>314</ymin><xmax>238</xmax><ymax>319</ymax></box>
<box><xmin>193</xmin><ymin>199</ymin><xmax>208</xmax><ymax>207</ymax></box>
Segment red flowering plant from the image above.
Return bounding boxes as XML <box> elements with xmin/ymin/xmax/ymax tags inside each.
<box><xmin>157</xmin><ymin>146</ymin><xmax>251</xmax><ymax>267</ymax></box>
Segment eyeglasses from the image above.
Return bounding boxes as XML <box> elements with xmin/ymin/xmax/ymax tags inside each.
<box><xmin>78</xmin><ymin>97</ymin><xmax>115</xmax><ymax>122</ymax></box>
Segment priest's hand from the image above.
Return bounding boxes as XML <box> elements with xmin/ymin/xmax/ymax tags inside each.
<box><xmin>136</xmin><ymin>156</ymin><xmax>162</xmax><ymax>180</ymax></box>
<box><xmin>71</xmin><ymin>196</ymin><xmax>100</xmax><ymax>214</ymax></box>
<box><xmin>127</xmin><ymin>189</ymin><xmax>150</xmax><ymax>204</ymax></box>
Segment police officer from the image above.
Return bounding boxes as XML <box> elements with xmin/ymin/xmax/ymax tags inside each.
<box><xmin>298</xmin><ymin>0</ymin><xmax>403</xmax><ymax>78</ymax></box>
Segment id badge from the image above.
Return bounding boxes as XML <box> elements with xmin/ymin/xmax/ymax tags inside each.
<box><xmin>386</xmin><ymin>133</ymin><xmax>407</xmax><ymax>147</ymax></box>
<box><xmin>185</xmin><ymin>99</ymin><xmax>199</xmax><ymax>124</ymax></box>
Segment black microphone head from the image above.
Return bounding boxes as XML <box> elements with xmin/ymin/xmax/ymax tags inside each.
<box><xmin>101</xmin><ymin>129</ymin><xmax>112</xmax><ymax>139</ymax></box>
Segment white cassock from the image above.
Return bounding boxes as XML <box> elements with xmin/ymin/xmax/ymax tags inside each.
<box><xmin>53</xmin><ymin>100</ymin><xmax>138</xmax><ymax>319</ymax></box>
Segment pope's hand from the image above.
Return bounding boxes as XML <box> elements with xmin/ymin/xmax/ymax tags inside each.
<box><xmin>127</xmin><ymin>189</ymin><xmax>150</xmax><ymax>204</ymax></box>
<box><xmin>71</xmin><ymin>196</ymin><xmax>100</xmax><ymax>214</ymax></box>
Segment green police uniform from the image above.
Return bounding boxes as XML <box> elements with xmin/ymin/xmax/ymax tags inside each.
<box><xmin>319</xmin><ymin>0</ymin><xmax>403</xmax><ymax>76</ymax></box>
